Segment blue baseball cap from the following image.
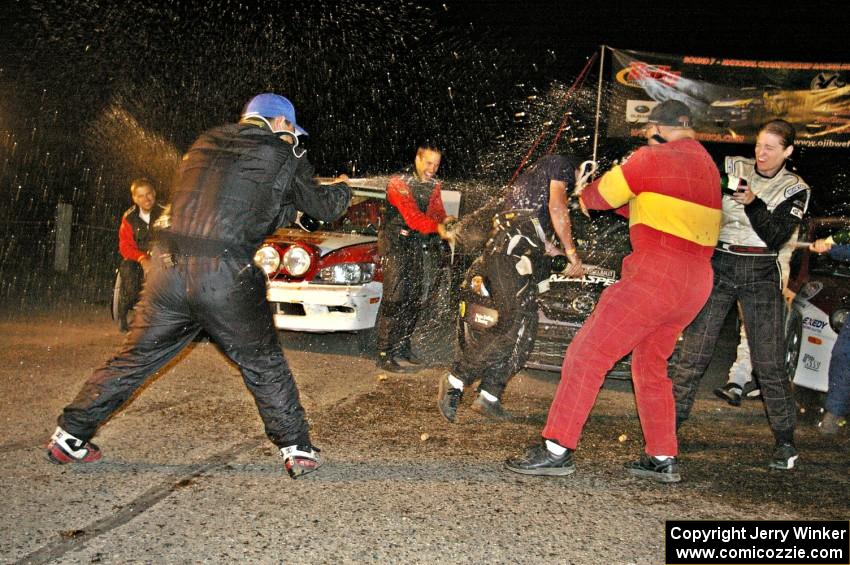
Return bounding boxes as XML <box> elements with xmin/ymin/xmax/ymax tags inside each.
<box><xmin>242</xmin><ymin>93</ymin><xmax>308</xmax><ymax>136</ymax></box>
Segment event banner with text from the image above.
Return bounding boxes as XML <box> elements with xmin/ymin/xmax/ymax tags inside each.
<box><xmin>607</xmin><ymin>48</ymin><xmax>850</xmax><ymax>148</ymax></box>
<box><xmin>665</xmin><ymin>520</ymin><xmax>849</xmax><ymax>564</ymax></box>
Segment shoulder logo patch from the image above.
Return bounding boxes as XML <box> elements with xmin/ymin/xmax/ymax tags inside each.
<box><xmin>785</xmin><ymin>184</ymin><xmax>807</xmax><ymax>199</ymax></box>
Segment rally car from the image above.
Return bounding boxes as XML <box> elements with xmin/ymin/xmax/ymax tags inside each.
<box><xmin>451</xmin><ymin>196</ymin><xmax>633</xmax><ymax>375</ymax></box>
<box><xmin>253</xmin><ymin>187</ymin><xmax>461</xmax><ymax>335</ymax></box>
<box><xmin>255</xmin><ymin>184</ymin><xmax>634</xmax><ymax>377</ymax></box>
<box><xmin>785</xmin><ymin>216</ymin><xmax>850</xmax><ymax>395</ymax></box>
<box><xmin>525</xmin><ymin>211</ymin><xmax>633</xmax><ymax>376</ymax></box>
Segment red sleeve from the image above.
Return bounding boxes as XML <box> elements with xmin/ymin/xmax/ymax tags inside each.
<box><xmin>582</xmin><ymin>179</ymin><xmax>630</xmax><ymax>217</ymax></box>
<box><xmin>580</xmin><ymin>175</ymin><xmax>611</xmax><ymax>210</ymax></box>
<box><xmin>386</xmin><ymin>176</ymin><xmax>440</xmax><ymax>234</ymax></box>
<box><xmin>426</xmin><ymin>181</ymin><xmax>447</xmax><ymax>223</ymax></box>
<box><xmin>580</xmin><ymin>147</ymin><xmax>651</xmax><ymax>214</ymax></box>
<box><xmin>118</xmin><ymin>217</ymin><xmax>146</xmax><ymax>262</ymax></box>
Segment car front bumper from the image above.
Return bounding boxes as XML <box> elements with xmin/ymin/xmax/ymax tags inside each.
<box><xmin>265</xmin><ymin>280</ymin><xmax>383</xmax><ymax>332</ymax></box>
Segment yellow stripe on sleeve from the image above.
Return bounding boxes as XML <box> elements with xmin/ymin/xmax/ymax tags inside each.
<box><xmin>596</xmin><ymin>166</ymin><xmax>636</xmax><ymax>208</ymax></box>
<box><xmin>630</xmin><ymin>192</ymin><xmax>721</xmax><ymax>246</ymax></box>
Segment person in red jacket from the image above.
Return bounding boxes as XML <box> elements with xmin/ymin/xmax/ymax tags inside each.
<box><xmin>375</xmin><ymin>144</ymin><xmax>455</xmax><ymax>372</ymax></box>
<box><xmin>116</xmin><ymin>178</ymin><xmax>165</xmax><ymax>332</ymax></box>
<box><xmin>505</xmin><ymin>100</ymin><xmax>721</xmax><ymax>483</ymax></box>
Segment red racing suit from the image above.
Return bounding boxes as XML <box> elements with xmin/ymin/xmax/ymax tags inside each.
<box><xmin>542</xmin><ymin>138</ymin><xmax>721</xmax><ymax>456</ymax></box>
<box><xmin>118</xmin><ymin>204</ymin><xmax>164</xmax><ymax>262</ymax></box>
<box><xmin>375</xmin><ymin>171</ymin><xmax>447</xmax><ymax>355</ymax></box>
<box><xmin>116</xmin><ymin>203</ymin><xmax>166</xmax><ymax>324</ymax></box>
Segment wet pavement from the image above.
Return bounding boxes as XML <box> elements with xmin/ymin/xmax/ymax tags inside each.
<box><xmin>2</xmin><ymin>306</ymin><xmax>847</xmax><ymax>564</ymax></box>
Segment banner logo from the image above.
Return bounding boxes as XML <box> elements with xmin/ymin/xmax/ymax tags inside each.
<box><xmin>607</xmin><ymin>48</ymin><xmax>850</xmax><ymax>148</ymax></box>
<box><xmin>615</xmin><ymin>61</ymin><xmax>682</xmax><ymax>88</ymax></box>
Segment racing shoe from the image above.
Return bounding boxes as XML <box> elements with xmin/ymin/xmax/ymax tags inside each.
<box><xmin>281</xmin><ymin>444</ymin><xmax>322</xmax><ymax>479</ymax></box>
<box><xmin>818</xmin><ymin>411</ymin><xmax>842</xmax><ymax>436</ymax></box>
<box><xmin>437</xmin><ymin>375</ymin><xmax>463</xmax><ymax>423</ymax></box>
<box><xmin>471</xmin><ymin>394</ymin><xmax>512</xmax><ymax>421</ymax></box>
<box><xmin>397</xmin><ymin>348</ymin><xmax>423</xmax><ymax>366</ymax></box>
<box><xmin>504</xmin><ymin>442</ymin><xmax>575</xmax><ymax>476</ymax></box>
<box><xmin>742</xmin><ymin>380</ymin><xmax>761</xmax><ymax>399</ymax></box>
<box><xmin>376</xmin><ymin>352</ymin><xmax>411</xmax><ymax>373</ymax></box>
<box><xmin>713</xmin><ymin>383</ymin><xmax>742</xmax><ymax>407</ymax></box>
<box><xmin>768</xmin><ymin>442</ymin><xmax>798</xmax><ymax>470</ymax></box>
<box><xmin>625</xmin><ymin>454</ymin><xmax>681</xmax><ymax>483</ymax></box>
<box><xmin>46</xmin><ymin>427</ymin><xmax>103</xmax><ymax>465</ymax></box>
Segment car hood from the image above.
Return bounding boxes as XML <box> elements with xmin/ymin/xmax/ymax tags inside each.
<box><xmin>265</xmin><ymin>228</ymin><xmax>377</xmax><ymax>257</ymax></box>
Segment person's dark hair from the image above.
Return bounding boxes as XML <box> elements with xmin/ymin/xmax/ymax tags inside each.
<box><xmin>556</xmin><ymin>151</ymin><xmax>578</xmax><ymax>168</ymax></box>
<box><xmin>758</xmin><ymin>119</ymin><xmax>796</xmax><ymax>148</ymax></box>
<box><xmin>130</xmin><ymin>177</ymin><xmax>155</xmax><ymax>195</ymax></box>
<box><xmin>416</xmin><ymin>143</ymin><xmax>441</xmax><ymax>157</ymax></box>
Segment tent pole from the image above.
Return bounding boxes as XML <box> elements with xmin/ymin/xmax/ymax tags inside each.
<box><xmin>592</xmin><ymin>45</ymin><xmax>606</xmax><ymax>164</ymax></box>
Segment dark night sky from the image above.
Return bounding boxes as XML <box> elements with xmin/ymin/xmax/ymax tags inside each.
<box><xmin>450</xmin><ymin>1</ymin><xmax>850</xmax><ymax>74</ymax></box>
<box><xmin>2</xmin><ymin>0</ymin><xmax>850</xmax><ymax>211</ymax></box>
<box><xmin>2</xmin><ymin>0</ymin><xmax>850</xmax><ymax>301</ymax></box>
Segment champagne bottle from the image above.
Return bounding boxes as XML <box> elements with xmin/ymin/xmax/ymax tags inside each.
<box><xmin>720</xmin><ymin>174</ymin><xmax>748</xmax><ymax>196</ymax></box>
<box><xmin>827</xmin><ymin>230</ymin><xmax>850</xmax><ymax>245</ymax></box>
<box><xmin>549</xmin><ymin>254</ymin><xmax>568</xmax><ymax>273</ymax></box>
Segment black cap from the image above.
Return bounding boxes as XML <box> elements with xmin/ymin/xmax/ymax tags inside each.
<box><xmin>648</xmin><ymin>100</ymin><xmax>692</xmax><ymax>127</ymax></box>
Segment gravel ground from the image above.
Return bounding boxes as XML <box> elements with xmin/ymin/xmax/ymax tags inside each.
<box><xmin>1</xmin><ymin>305</ymin><xmax>847</xmax><ymax>564</ymax></box>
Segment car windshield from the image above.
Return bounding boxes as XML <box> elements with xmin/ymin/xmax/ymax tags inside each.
<box><xmin>324</xmin><ymin>197</ymin><xmax>382</xmax><ymax>236</ymax></box>
<box><xmin>810</xmin><ymin>252</ymin><xmax>850</xmax><ymax>278</ymax></box>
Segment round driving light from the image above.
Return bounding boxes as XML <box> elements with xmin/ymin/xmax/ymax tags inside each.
<box><xmin>282</xmin><ymin>245</ymin><xmax>312</xmax><ymax>277</ymax></box>
<box><xmin>571</xmin><ymin>294</ymin><xmax>597</xmax><ymax>315</ymax></box>
<box><xmin>830</xmin><ymin>308</ymin><xmax>849</xmax><ymax>333</ymax></box>
<box><xmin>253</xmin><ymin>245</ymin><xmax>281</xmax><ymax>275</ymax></box>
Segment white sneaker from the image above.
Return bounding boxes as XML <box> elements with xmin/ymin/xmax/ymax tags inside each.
<box><xmin>281</xmin><ymin>444</ymin><xmax>322</xmax><ymax>479</ymax></box>
<box><xmin>768</xmin><ymin>443</ymin><xmax>798</xmax><ymax>470</ymax></box>
<box><xmin>46</xmin><ymin>427</ymin><xmax>103</xmax><ymax>464</ymax></box>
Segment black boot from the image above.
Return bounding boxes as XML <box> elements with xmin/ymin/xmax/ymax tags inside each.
<box><xmin>471</xmin><ymin>394</ymin><xmax>512</xmax><ymax>421</ymax></box>
<box><xmin>397</xmin><ymin>341</ymin><xmax>423</xmax><ymax>366</ymax></box>
<box><xmin>376</xmin><ymin>351</ymin><xmax>410</xmax><ymax>373</ymax></box>
<box><xmin>505</xmin><ymin>442</ymin><xmax>575</xmax><ymax>476</ymax></box>
<box><xmin>437</xmin><ymin>374</ymin><xmax>464</xmax><ymax>423</ymax></box>
<box><xmin>713</xmin><ymin>383</ymin><xmax>742</xmax><ymax>407</ymax></box>
<box><xmin>625</xmin><ymin>454</ymin><xmax>681</xmax><ymax>483</ymax></box>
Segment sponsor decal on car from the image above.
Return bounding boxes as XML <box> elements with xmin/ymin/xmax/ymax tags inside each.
<box><xmin>802</xmin><ymin>353</ymin><xmax>822</xmax><ymax>372</ymax></box>
<box><xmin>803</xmin><ymin>316</ymin><xmax>829</xmax><ymax>331</ymax></box>
<box><xmin>549</xmin><ymin>265</ymin><xmax>617</xmax><ymax>287</ymax></box>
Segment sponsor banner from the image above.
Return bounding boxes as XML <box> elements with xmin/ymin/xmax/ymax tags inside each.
<box><xmin>608</xmin><ymin>48</ymin><xmax>850</xmax><ymax>148</ymax></box>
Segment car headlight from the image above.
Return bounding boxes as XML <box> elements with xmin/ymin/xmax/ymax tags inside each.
<box><xmin>282</xmin><ymin>245</ymin><xmax>312</xmax><ymax>277</ymax></box>
<box><xmin>253</xmin><ymin>245</ymin><xmax>281</xmax><ymax>275</ymax></box>
<box><xmin>830</xmin><ymin>308</ymin><xmax>849</xmax><ymax>333</ymax></box>
<box><xmin>317</xmin><ymin>262</ymin><xmax>375</xmax><ymax>284</ymax></box>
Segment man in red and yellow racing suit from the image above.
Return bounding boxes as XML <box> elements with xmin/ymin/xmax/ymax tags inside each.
<box><xmin>506</xmin><ymin>100</ymin><xmax>721</xmax><ymax>483</ymax></box>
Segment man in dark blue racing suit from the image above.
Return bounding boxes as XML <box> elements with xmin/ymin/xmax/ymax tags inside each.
<box><xmin>47</xmin><ymin>93</ymin><xmax>351</xmax><ymax>478</ymax></box>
